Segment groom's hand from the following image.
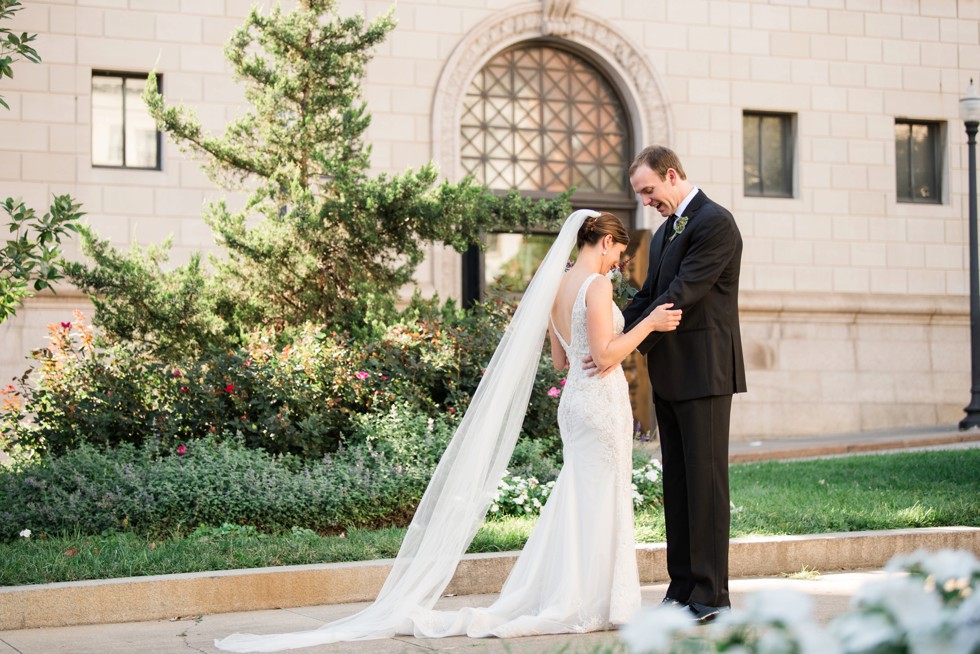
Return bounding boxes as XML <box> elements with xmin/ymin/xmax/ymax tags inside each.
<box><xmin>582</xmin><ymin>355</ymin><xmax>617</xmax><ymax>379</ymax></box>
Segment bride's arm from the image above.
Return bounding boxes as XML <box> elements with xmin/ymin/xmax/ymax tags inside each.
<box><xmin>586</xmin><ymin>277</ymin><xmax>680</xmax><ymax>370</ymax></box>
<box><xmin>548</xmin><ymin>319</ymin><xmax>569</xmax><ymax>371</ymax></box>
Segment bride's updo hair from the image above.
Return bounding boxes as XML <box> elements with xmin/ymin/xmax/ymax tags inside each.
<box><xmin>577</xmin><ymin>212</ymin><xmax>629</xmax><ymax>250</ymax></box>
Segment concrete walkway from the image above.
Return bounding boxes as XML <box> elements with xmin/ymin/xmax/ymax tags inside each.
<box><xmin>0</xmin><ymin>571</ymin><xmax>887</xmax><ymax>654</ymax></box>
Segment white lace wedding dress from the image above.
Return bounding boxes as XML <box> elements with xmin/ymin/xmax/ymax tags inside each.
<box><xmin>403</xmin><ymin>272</ymin><xmax>641</xmax><ymax>638</ymax></box>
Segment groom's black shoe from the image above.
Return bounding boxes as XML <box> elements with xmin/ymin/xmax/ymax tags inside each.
<box><xmin>660</xmin><ymin>597</ymin><xmax>685</xmax><ymax>608</ymax></box>
<box><xmin>688</xmin><ymin>602</ymin><xmax>723</xmax><ymax>624</ymax></box>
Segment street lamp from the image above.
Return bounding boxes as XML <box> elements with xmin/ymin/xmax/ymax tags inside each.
<box><xmin>959</xmin><ymin>79</ymin><xmax>980</xmax><ymax>430</ymax></box>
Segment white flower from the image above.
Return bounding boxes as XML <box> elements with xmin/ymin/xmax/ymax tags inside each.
<box><xmin>853</xmin><ymin>576</ymin><xmax>945</xmax><ymax>634</ymax></box>
<box><xmin>952</xmin><ymin>589</ymin><xmax>980</xmax><ymax>654</ymax></box>
<box><xmin>619</xmin><ymin>604</ymin><xmax>692</xmax><ymax>653</ymax></box>
<box><xmin>831</xmin><ymin>611</ymin><xmax>899</xmax><ymax>652</ymax></box>
<box><xmin>19</xmin><ymin>529</ymin><xmax>31</xmax><ymax>538</ymax></box>
<box><xmin>890</xmin><ymin>549</ymin><xmax>980</xmax><ymax>584</ymax></box>
<box><xmin>789</xmin><ymin>621</ymin><xmax>843</xmax><ymax>654</ymax></box>
<box><xmin>721</xmin><ymin>588</ymin><xmax>812</xmax><ymax>626</ymax></box>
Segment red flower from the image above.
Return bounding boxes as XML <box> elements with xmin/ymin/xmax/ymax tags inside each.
<box><xmin>177</xmin><ymin>444</ymin><xmax>188</xmax><ymax>455</ymax></box>
<box><xmin>224</xmin><ymin>384</ymin><xmax>235</xmax><ymax>393</ymax></box>
<box><xmin>179</xmin><ymin>386</ymin><xmax>188</xmax><ymax>393</ymax></box>
<box><xmin>60</xmin><ymin>322</ymin><xmax>71</xmax><ymax>329</ymax></box>
<box><xmin>172</xmin><ymin>369</ymin><xmax>182</xmax><ymax>377</ymax></box>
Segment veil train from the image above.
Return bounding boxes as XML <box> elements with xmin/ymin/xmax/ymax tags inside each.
<box><xmin>216</xmin><ymin>209</ymin><xmax>599</xmax><ymax>652</ymax></box>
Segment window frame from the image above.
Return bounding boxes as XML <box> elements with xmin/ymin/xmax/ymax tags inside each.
<box><xmin>742</xmin><ymin>110</ymin><xmax>795</xmax><ymax>199</ymax></box>
<box><xmin>894</xmin><ymin>118</ymin><xmax>945</xmax><ymax>205</ymax></box>
<box><xmin>91</xmin><ymin>70</ymin><xmax>162</xmax><ymax>171</ymax></box>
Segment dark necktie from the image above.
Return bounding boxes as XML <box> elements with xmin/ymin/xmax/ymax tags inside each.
<box><xmin>662</xmin><ymin>214</ymin><xmax>678</xmax><ymax>252</ymax></box>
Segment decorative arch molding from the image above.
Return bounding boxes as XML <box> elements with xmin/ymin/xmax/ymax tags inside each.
<box><xmin>431</xmin><ymin>3</ymin><xmax>672</xmax><ymax>184</ymax></box>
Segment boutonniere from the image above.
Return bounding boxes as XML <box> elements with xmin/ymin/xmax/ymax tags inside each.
<box><xmin>668</xmin><ymin>215</ymin><xmax>689</xmax><ymax>243</ymax></box>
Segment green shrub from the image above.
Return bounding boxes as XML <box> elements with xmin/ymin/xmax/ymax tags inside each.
<box><xmin>0</xmin><ymin>425</ymin><xmax>457</xmax><ymax>542</ymax></box>
<box><xmin>1</xmin><ymin>294</ymin><xmax>566</xmax><ymax>459</ymax></box>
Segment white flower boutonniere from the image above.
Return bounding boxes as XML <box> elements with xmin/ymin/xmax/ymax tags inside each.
<box><xmin>668</xmin><ymin>215</ymin><xmax>689</xmax><ymax>243</ymax></box>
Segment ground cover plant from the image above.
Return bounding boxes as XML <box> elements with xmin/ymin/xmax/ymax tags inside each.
<box><xmin>2</xmin><ymin>448</ymin><xmax>976</xmax><ymax>586</ymax></box>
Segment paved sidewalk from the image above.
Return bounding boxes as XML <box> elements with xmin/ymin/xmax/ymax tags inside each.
<box><xmin>727</xmin><ymin>423</ymin><xmax>980</xmax><ymax>462</ymax></box>
<box><xmin>0</xmin><ymin>571</ymin><xmax>886</xmax><ymax>654</ymax></box>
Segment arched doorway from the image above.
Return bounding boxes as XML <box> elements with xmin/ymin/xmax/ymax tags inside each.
<box><xmin>458</xmin><ymin>41</ymin><xmax>635</xmax><ymax>300</ymax></box>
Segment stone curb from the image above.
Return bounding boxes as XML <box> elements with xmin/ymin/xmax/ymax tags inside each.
<box><xmin>728</xmin><ymin>431</ymin><xmax>980</xmax><ymax>463</ymax></box>
<box><xmin>1</xmin><ymin>527</ymin><xmax>978</xmax><ymax>631</ymax></box>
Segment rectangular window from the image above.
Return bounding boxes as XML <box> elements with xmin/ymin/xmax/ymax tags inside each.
<box><xmin>91</xmin><ymin>71</ymin><xmax>161</xmax><ymax>169</ymax></box>
<box><xmin>895</xmin><ymin>120</ymin><xmax>943</xmax><ymax>203</ymax></box>
<box><xmin>743</xmin><ymin>111</ymin><xmax>794</xmax><ymax>198</ymax></box>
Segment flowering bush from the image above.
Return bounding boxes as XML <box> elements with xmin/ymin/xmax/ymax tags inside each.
<box><xmin>631</xmin><ymin>459</ymin><xmax>663</xmax><ymax>508</ymax></box>
<box><xmin>620</xmin><ymin>548</ymin><xmax>980</xmax><ymax>654</ymax></box>
<box><xmin>1</xmin><ymin>294</ymin><xmax>566</xmax><ymax>460</ymax></box>
<box><xmin>489</xmin><ymin>471</ymin><xmax>556</xmax><ymax>516</ymax></box>
<box><xmin>489</xmin><ymin>458</ymin><xmax>664</xmax><ymax>518</ymax></box>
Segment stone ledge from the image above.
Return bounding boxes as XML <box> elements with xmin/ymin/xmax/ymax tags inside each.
<box><xmin>1</xmin><ymin>527</ymin><xmax>977</xmax><ymax>631</ymax></box>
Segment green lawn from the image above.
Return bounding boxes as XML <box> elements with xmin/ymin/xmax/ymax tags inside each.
<box><xmin>2</xmin><ymin>449</ymin><xmax>977</xmax><ymax>587</ymax></box>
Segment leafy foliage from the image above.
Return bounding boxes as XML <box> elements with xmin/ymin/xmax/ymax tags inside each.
<box><xmin>1</xmin><ymin>196</ymin><xmax>83</xmax><ymax>322</ymax></box>
<box><xmin>0</xmin><ymin>0</ymin><xmax>39</xmax><ymax>111</ymax></box>
<box><xmin>1</xmin><ymin>297</ymin><xmax>567</xmax><ymax>459</ymax></box>
<box><xmin>68</xmin><ymin>0</ymin><xmax>569</xmax><ymax>355</ymax></box>
<box><xmin>0</xmin><ymin>435</ymin><xmax>447</xmax><ymax>542</ymax></box>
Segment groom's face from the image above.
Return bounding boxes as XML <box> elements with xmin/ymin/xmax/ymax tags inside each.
<box><xmin>630</xmin><ymin>164</ymin><xmax>681</xmax><ymax>218</ymax></box>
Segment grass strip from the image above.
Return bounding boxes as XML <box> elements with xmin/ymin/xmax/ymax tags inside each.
<box><xmin>2</xmin><ymin>449</ymin><xmax>977</xmax><ymax>586</ymax></box>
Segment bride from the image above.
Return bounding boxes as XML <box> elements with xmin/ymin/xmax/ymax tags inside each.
<box><xmin>216</xmin><ymin>210</ymin><xmax>681</xmax><ymax>652</ymax></box>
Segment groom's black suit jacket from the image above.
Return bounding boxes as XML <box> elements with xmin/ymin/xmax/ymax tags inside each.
<box><xmin>622</xmin><ymin>190</ymin><xmax>747</xmax><ymax>401</ymax></box>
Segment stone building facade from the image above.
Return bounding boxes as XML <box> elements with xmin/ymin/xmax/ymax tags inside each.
<box><xmin>1</xmin><ymin>0</ymin><xmax>977</xmax><ymax>440</ymax></box>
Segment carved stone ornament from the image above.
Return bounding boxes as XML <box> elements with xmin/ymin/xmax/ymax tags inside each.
<box><xmin>431</xmin><ymin>3</ymin><xmax>672</xmax><ymax>182</ymax></box>
<box><xmin>542</xmin><ymin>0</ymin><xmax>574</xmax><ymax>36</ymax></box>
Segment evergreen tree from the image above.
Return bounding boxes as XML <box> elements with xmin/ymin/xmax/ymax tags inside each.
<box><xmin>69</xmin><ymin>0</ymin><xmax>568</xmax><ymax>356</ymax></box>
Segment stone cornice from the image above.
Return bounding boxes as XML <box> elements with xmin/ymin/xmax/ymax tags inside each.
<box><xmin>739</xmin><ymin>290</ymin><xmax>968</xmax><ymax>320</ymax></box>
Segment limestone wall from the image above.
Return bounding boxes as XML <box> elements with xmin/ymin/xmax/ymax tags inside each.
<box><xmin>1</xmin><ymin>0</ymin><xmax>977</xmax><ymax>438</ymax></box>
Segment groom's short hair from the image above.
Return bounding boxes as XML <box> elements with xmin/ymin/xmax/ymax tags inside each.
<box><xmin>629</xmin><ymin>145</ymin><xmax>687</xmax><ymax>180</ymax></box>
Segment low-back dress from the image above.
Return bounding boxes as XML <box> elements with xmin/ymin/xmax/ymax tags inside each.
<box><xmin>404</xmin><ymin>272</ymin><xmax>641</xmax><ymax>637</ymax></box>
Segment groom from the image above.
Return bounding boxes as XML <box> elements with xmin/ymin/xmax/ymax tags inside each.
<box><xmin>621</xmin><ymin>145</ymin><xmax>746</xmax><ymax>622</ymax></box>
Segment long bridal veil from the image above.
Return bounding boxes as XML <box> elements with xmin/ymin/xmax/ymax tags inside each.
<box><xmin>216</xmin><ymin>209</ymin><xmax>599</xmax><ymax>652</ymax></box>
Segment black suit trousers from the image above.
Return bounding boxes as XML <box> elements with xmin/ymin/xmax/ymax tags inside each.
<box><xmin>656</xmin><ymin>393</ymin><xmax>732</xmax><ymax>608</ymax></box>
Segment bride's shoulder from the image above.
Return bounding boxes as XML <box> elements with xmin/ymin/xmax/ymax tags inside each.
<box><xmin>585</xmin><ymin>274</ymin><xmax>613</xmax><ymax>301</ymax></box>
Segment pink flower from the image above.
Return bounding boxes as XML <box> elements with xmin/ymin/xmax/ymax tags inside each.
<box><xmin>172</xmin><ymin>369</ymin><xmax>182</xmax><ymax>377</ymax></box>
<box><xmin>547</xmin><ymin>387</ymin><xmax>561</xmax><ymax>398</ymax></box>
<box><xmin>448</xmin><ymin>407</ymin><xmax>456</xmax><ymax>414</ymax></box>
<box><xmin>224</xmin><ymin>384</ymin><xmax>235</xmax><ymax>393</ymax></box>
<box><xmin>355</xmin><ymin>371</ymin><xmax>370</xmax><ymax>380</ymax></box>
<box><xmin>380</xmin><ymin>375</ymin><xmax>388</xmax><ymax>381</ymax></box>
<box><xmin>60</xmin><ymin>322</ymin><xmax>71</xmax><ymax>329</ymax></box>
<box><xmin>559</xmin><ymin>379</ymin><xmax>566</xmax><ymax>387</ymax></box>
<box><xmin>179</xmin><ymin>386</ymin><xmax>188</xmax><ymax>393</ymax></box>
<box><xmin>177</xmin><ymin>444</ymin><xmax>188</xmax><ymax>455</ymax></box>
